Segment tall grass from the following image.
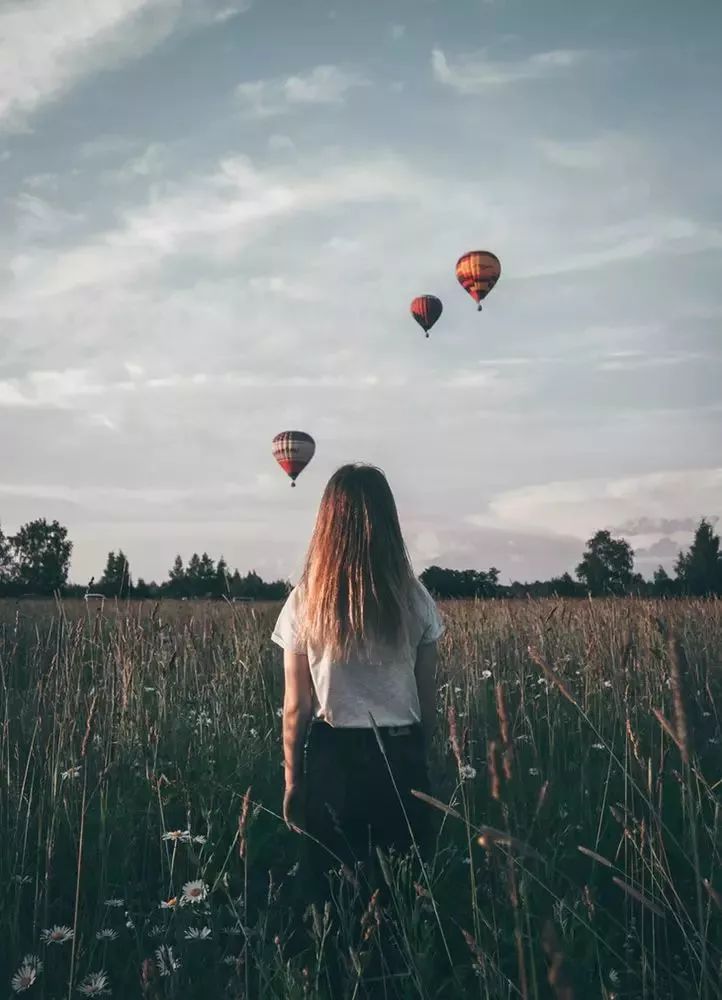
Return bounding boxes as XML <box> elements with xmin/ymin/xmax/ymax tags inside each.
<box><xmin>1</xmin><ymin>598</ymin><xmax>720</xmax><ymax>998</ymax></box>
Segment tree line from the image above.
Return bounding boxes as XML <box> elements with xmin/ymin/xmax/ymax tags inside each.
<box><xmin>0</xmin><ymin>519</ymin><xmax>289</xmax><ymax>600</ymax></box>
<box><xmin>421</xmin><ymin>521</ymin><xmax>722</xmax><ymax>598</ymax></box>
<box><xmin>0</xmin><ymin>516</ymin><xmax>720</xmax><ymax>600</ymax></box>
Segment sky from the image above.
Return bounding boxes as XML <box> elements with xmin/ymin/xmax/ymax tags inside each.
<box><xmin>1</xmin><ymin>0</ymin><xmax>721</xmax><ymax>586</ymax></box>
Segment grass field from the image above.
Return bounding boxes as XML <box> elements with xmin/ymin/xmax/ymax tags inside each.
<box><xmin>1</xmin><ymin>598</ymin><xmax>720</xmax><ymax>998</ymax></box>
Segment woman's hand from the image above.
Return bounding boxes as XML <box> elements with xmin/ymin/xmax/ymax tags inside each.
<box><xmin>283</xmin><ymin>783</ymin><xmax>305</xmax><ymax>833</ymax></box>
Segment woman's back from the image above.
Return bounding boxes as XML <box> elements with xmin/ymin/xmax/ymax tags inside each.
<box><xmin>272</xmin><ymin>576</ymin><xmax>443</xmax><ymax>727</ymax></box>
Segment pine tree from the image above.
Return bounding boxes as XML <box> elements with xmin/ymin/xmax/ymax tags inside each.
<box><xmin>675</xmin><ymin>519</ymin><xmax>722</xmax><ymax>596</ymax></box>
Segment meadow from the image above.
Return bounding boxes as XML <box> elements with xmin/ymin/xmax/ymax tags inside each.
<box><xmin>1</xmin><ymin>597</ymin><xmax>720</xmax><ymax>999</ymax></box>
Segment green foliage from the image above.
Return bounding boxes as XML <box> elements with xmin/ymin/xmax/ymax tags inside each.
<box><xmin>675</xmin><ymin>518</ymin><xmax>722</xmax><ymax>596</ymax></box>
<box><xmin>576</xmin><ymin>530</ymin><xmax>634</xmax><ymax>596</ymax></box>
<box><xmin>7</xmin><ymin>518</ymin><xmax>72</xmax><ymax>594</ymax></box>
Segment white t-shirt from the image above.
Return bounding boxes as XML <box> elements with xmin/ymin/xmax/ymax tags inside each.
<box><xmin>271</xmin><ymin>579</ymin><xmax>444</xmax><ymax>728</ymax></box>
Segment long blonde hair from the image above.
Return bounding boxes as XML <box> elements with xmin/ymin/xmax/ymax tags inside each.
<box><xmin>299</xmin><ymin>464</ymin><xmax>416</xmax><ymax>659</ymax></box>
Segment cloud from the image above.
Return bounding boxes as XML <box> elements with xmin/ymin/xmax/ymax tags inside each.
<box><xmin>471</xmin><ymin>468</ymin><xmax>722</xmax><ymax>542</ymax></box>
<box><xmin>0</xmin><ymin>0</ymin><xmax>251</xmax><ymax>131</ymax></box>
<box><xmin>431</xmin><ymin>47</ymin><xmax>588</xmax><ymax>93</ymax></box>
<box><xmin>9</xmin><ymin>152</ymin><xmax>422</xmax><ymax>299</ymax></box>
<box><xmin>612</xmin><ymin>516</ymin><xmax>714</xmax><ymax>536</ymax></box>
<box><xmin>236</xmin><ymin>64</ymin><xmax>369</xmax><ymax>118</ymax></box>
<box><xmin>105</xmin><ymin>143</ymin><xmax>167</xmax><ymax>183</ymax></box>
<box><xmin>537</xmin><ymin>133</ymin><xmax>639</xmax><ymax>171</ymax></box>
<box><xmin>12</xmin><ymin>193</ymin><xmax>84</xmax><ymax>239</ymax></box>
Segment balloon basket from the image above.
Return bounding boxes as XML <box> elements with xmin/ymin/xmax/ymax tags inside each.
<box><xmin>291</xmin><ymin>482</ymin><xmax>296</xmax><ymax>488</ymax></box>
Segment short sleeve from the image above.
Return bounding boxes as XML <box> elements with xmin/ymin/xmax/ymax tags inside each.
<box><xmin>417</xmin><ymin>582</ymin><xmax>445</xmax><ymax>645</ymax></box>
<box><xmin>271</xmin><ymin>588</ymin><xmax>306</xmax><ymax>654</ymax></box>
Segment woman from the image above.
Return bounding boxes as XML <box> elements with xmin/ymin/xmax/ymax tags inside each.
<box><xmin>272</xmin><ymin>464</ymin><xmax>443</xmax><ymax>890</ymax></box>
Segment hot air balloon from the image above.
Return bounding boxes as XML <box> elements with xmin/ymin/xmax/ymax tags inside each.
<box><xmin>410</xmin><ymin>295</ymin><xmax>443</xmax><ymax>338</ymax></box>
<box><xmin>272</xmin><ymin>431</ymin><xmax>315</xmax><ymax>487</ymax></box>
<box><xmin>456</xmin><ymin>251</ymin><xmax>501</xmax><ymax>311</ymax></box>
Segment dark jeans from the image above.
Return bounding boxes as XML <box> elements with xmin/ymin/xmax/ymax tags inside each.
<box><xmin>302</xmin><ymin>720</ymin><xmax>431</xmax><ymax>895</ymax></box>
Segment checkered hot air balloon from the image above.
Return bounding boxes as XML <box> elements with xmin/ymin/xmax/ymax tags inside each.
<box><xmin>410</xmin><ymin>295</ymin><xmax>443</xmax><ymax>338</ymax></box>
<box><xmin>456</xmin><ymin>251</ymin><xmax>501</xmax><ymax>311</ymax></box>
<box><xmin>272</xmin><ymin>431</ymin><xmax>315</xmax><ymax>487</ymax></box>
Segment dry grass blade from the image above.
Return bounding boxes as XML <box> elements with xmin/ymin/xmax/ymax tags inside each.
<box><xmin>612</xmin><ymin>876</ymin><xmax>666</xmax><ymax>917</ymax></box>
<box><xmin>541</xmin><ymin>920</ymin><xmax>576</xmax><ymax>1000</ymax></box>
<box><xmin>477</xmin><ymin>826</ymin><xmax>544</xmax><ymax>862</ymax></box>
<box><xmin>527</xmin><ymin>646</ymin><xmax>580</xmax><ymax>709</ymax></box>
<box><xmin>702</xmin><ymin>879</ymin><xmax>722</xmax><ymax>911</ymax></box>
<box><xmin>238</xmin><ymin>785</ymin><xmax>252</xmax><ymax>860</ymax></box>
<box><xmin>652</xmin><ymin>708</ymin><xmax>684</xmax><ymax>754</ymax></box>
<box><xmin>668</xmin><ymin>634</ymin><xmax>691</xmax><ymax>765</ymax></box>
<box><xmin>410</xmin><ymin>788</ymin><xmax>464</xmax><ymax>822</ymax></box>
<box><xmin>578</xmin><ymin>845</ymin><xmax>613</xmax><ymax>868</ymax></box>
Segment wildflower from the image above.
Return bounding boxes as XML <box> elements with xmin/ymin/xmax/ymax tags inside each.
<box><xmin>181</xmin><ymin>880</ymin><xmax>208</xmax><ymax>905</ymax></box>
<box><xmin>184</xmin><ymin>926</ymin><xmax>212</xmax><ymax>940</ymax></box>
<box><xmin>125</xmin><ymin>917</ymin><xmax>135</xmax><ymax>930</ymax></box>
<box><xmin>459</xmin><ymin>764</ymin><xmax>477</xmax><ymax>780</ymax></box>
<box><xmin>192</xmin><ymin>834</ymin><xmax>207</xmax><ymax>846</ymax></box>
<box><xmin>591</xmin><ymin>742</ymin><xmax>605</xmax><ymax>751</ymax></box>
<box><xmin>162</xmin><ymin>830</ymin><xmax>191</xmax><ymax>843</ymax></box>
<box><xmin>454</xmin><ymin>686</ymin><xmax>463</xmax><ymax>694</ymax></box>
<box><xmin>103</xmin><ymin>898</ymin><xmax>124</xmax><ymax>908</ymax></box>
<box><xmin>159</xmin><ymin>897</ymin><xmax>177</xmax><ymax>909</ymax></box>
<box><xmin>11</xmin><ymin>956</ymin><xmax>42</xmax><ymax>993</ymax></box>
<box><xmin>249</xmin><ymin>728</ymin><xmax>258</xmax><ymax>738</ymax></box>
<box><xmin>95</xmin><ymin>929</ymin><xmax>118</xmax><ymax>941</ymax></box>
<box><xmin>148</xmin><ymin>923</ymin><xmax>164</xmax><ymax>938</ymax></box>
<box><xmin>77</xmin><ymin>971</ymin><xmax>110</xmax><ymax>996</ymax></box>
<box><xmin>224</xmin><ymin>923</ymin><xmax>243</xmax><ymax>936</ymax></box>
<box><xmin>276</xmin><ymin>707</ymin><xmax>283</xmax><ymax>718</ymax></box>
<box><xmin>528</xmin><ymin>767</ymin><xmax>540</xmax><ymax>776</ymax></box>
<box><xmin>222</xmin><ymin>954</ymin><xmax>238</xmax><ymax>966</ymax></box>
<box><xmin>41</xmin><ymin>925</ymin><xmax>74</xmax><ymax>945</ymax></box>
<box><xmin>603</xmin><ymin>680</ymin><xmax>613</xmax><ymax>689</ymax></box>
<box><xmin>480</xmin><ymin>670</ymin><xmax>492</xmax><ymax>680</ymax></box>
<box><xmin>155</xmin><ymin>945</ymin><xmax>181</xmax><ymax>976</ymax></box>
<box><xmin>609</xmin><ymin>969</ymin><xmax>620</xmax><ymax>985</ymax></box>
<box><xmin>61</xmin><ymin>766</ymin><xmax>82</xmax><ymax>781</ymax></box>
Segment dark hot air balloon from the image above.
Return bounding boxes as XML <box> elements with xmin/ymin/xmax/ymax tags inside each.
<box><xmin>456</xmin><ymin>251</ymin><xmax>501</xmax><ymax>311</ymax></box>
<box><xmin>272</xmin><ymin>431</ymin><xmax>315</xmax><ymax>487</ymax></box>
<box><xmin>410</xmin><ymin>295</ymin><xmax>443</xmax><ymax>337</ymax></box>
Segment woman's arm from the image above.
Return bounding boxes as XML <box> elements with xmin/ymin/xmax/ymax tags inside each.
<box><xmin>282</xmin><ymin>649</ymin><xmax>313</xmax><ymax>830</ymax></box>
<box><xmin>414</xmin><ymin>641</ymin><xmax>438</xmax><ymax>746</ymax></box>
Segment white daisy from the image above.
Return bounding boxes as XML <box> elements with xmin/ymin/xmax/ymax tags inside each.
<box><xmin>528</xmin><ymin>768</ymin><xmax>540</xmax><ymax>776</ymax></box>
<box><xmin>103</xmin><ymin>898</ymin><xmax>124</xmax><ymax>908</ymax></box>
<box><xmin>480</xmin><ymin>670</ymin><xmax>493</xmax><ymax>680</ymax></box>
<box><xmin>249</xmin><ymin>728</ymin><xmax>258</xmax><ymax>738</ymax></box>
<box><xmin>459</xmin><ymin>764</ymin><xmax>477</xmax><ymax>781</ymax></box>
<box><xmin>609</xmin><ymin>969</ymin><xmax>621</xmax><ymax>984</ymax></box>
<box><xmin>603</xmin><ymin>680</ymin><xmax>613</xmax><ymax>689</ymax></box>
<box><xmin>192</xmin><ymin>835</ymin><xmax>207</xmax><ymax>846</ymax></box>
<box><xmin>275</xmin><ymin>707</ymin><xmax>283</xmax><ymax>718</ymax></box>
<box><xmin>222</xmin><ymin>954</ymin><xmax>239</xmax><ymax>966</ymax></box>
<box><xmin>159</xmin><ymin>897</ymin><xmax>177</xmax><ymax>909</ymax></box>
<box><xmin>41</xmin><ymin>925</ymin><xmax>74</xmax><ymax>945</ymax></box>
<box><xmin>95</xmin><ymin>929</ymin><xmax>118</xmax><ymax>941</ymax></box>
<box><xmin>155</xmin><ymin>945</ymin><xmax>181</xmax><ymax>976</ymax></box>
<box><xmin>61</xmin><ymin>766</ymin><xmax>82</xmax><ymax>781</ymax></box>
<box><xmin>162</xmin><ymin>830</ymin><xmax>191</xmax><ymax>843</ymax></box>
<box><xmin>11</xmin><ymin>957</ymin><xmax>42</xmax><ymax>993</ymax></box>
<box><xmin>591</xmin><ymin>742</ymin><xmax>606</xmax><ymax>751</ymax></box>
<box><xmin>148</xmin><ymin>923</ymin><xmax>165</xmax><ymax>938</ymax></box>
<box><xmin>181</xmin><ymin>880</ymin><xmax>208</xmax><ymax>905</ymax></box>
<box><xmin>77</xmin><ymin>971</ymin><xmax>110</xmax><ymax>995</ymax></box>
<box><xmin>184</xmin><ymin>926</ymin><xmax>212</xmax><ymax>940</ymax></box>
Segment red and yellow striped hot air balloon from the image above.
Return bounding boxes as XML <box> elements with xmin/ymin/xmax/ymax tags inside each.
<box><xmin>456</xmin><ymin>251</ymin><xmax>501</xmax><ymax>311</ymax></box>
<box><xmin>410</xmin><ymin>295</ymin><xmax>443</xmax><ymax>338</ymax></box>
<box><xmin>272</xmin><ymin>431</ymin><xmax>315</xmax><ymax>487</ymax></box>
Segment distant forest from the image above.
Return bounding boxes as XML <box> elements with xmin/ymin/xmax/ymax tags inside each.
<box><xmin>0</xmin><ymin>518</ymin><xmax>720</xmax><ymax>600</ymax></box>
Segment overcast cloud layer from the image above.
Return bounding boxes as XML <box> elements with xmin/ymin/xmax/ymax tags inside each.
<box><xmin>2</xmin><ymin>0</ymin><xmax>721</xmax><ymax>585</ymax></box>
